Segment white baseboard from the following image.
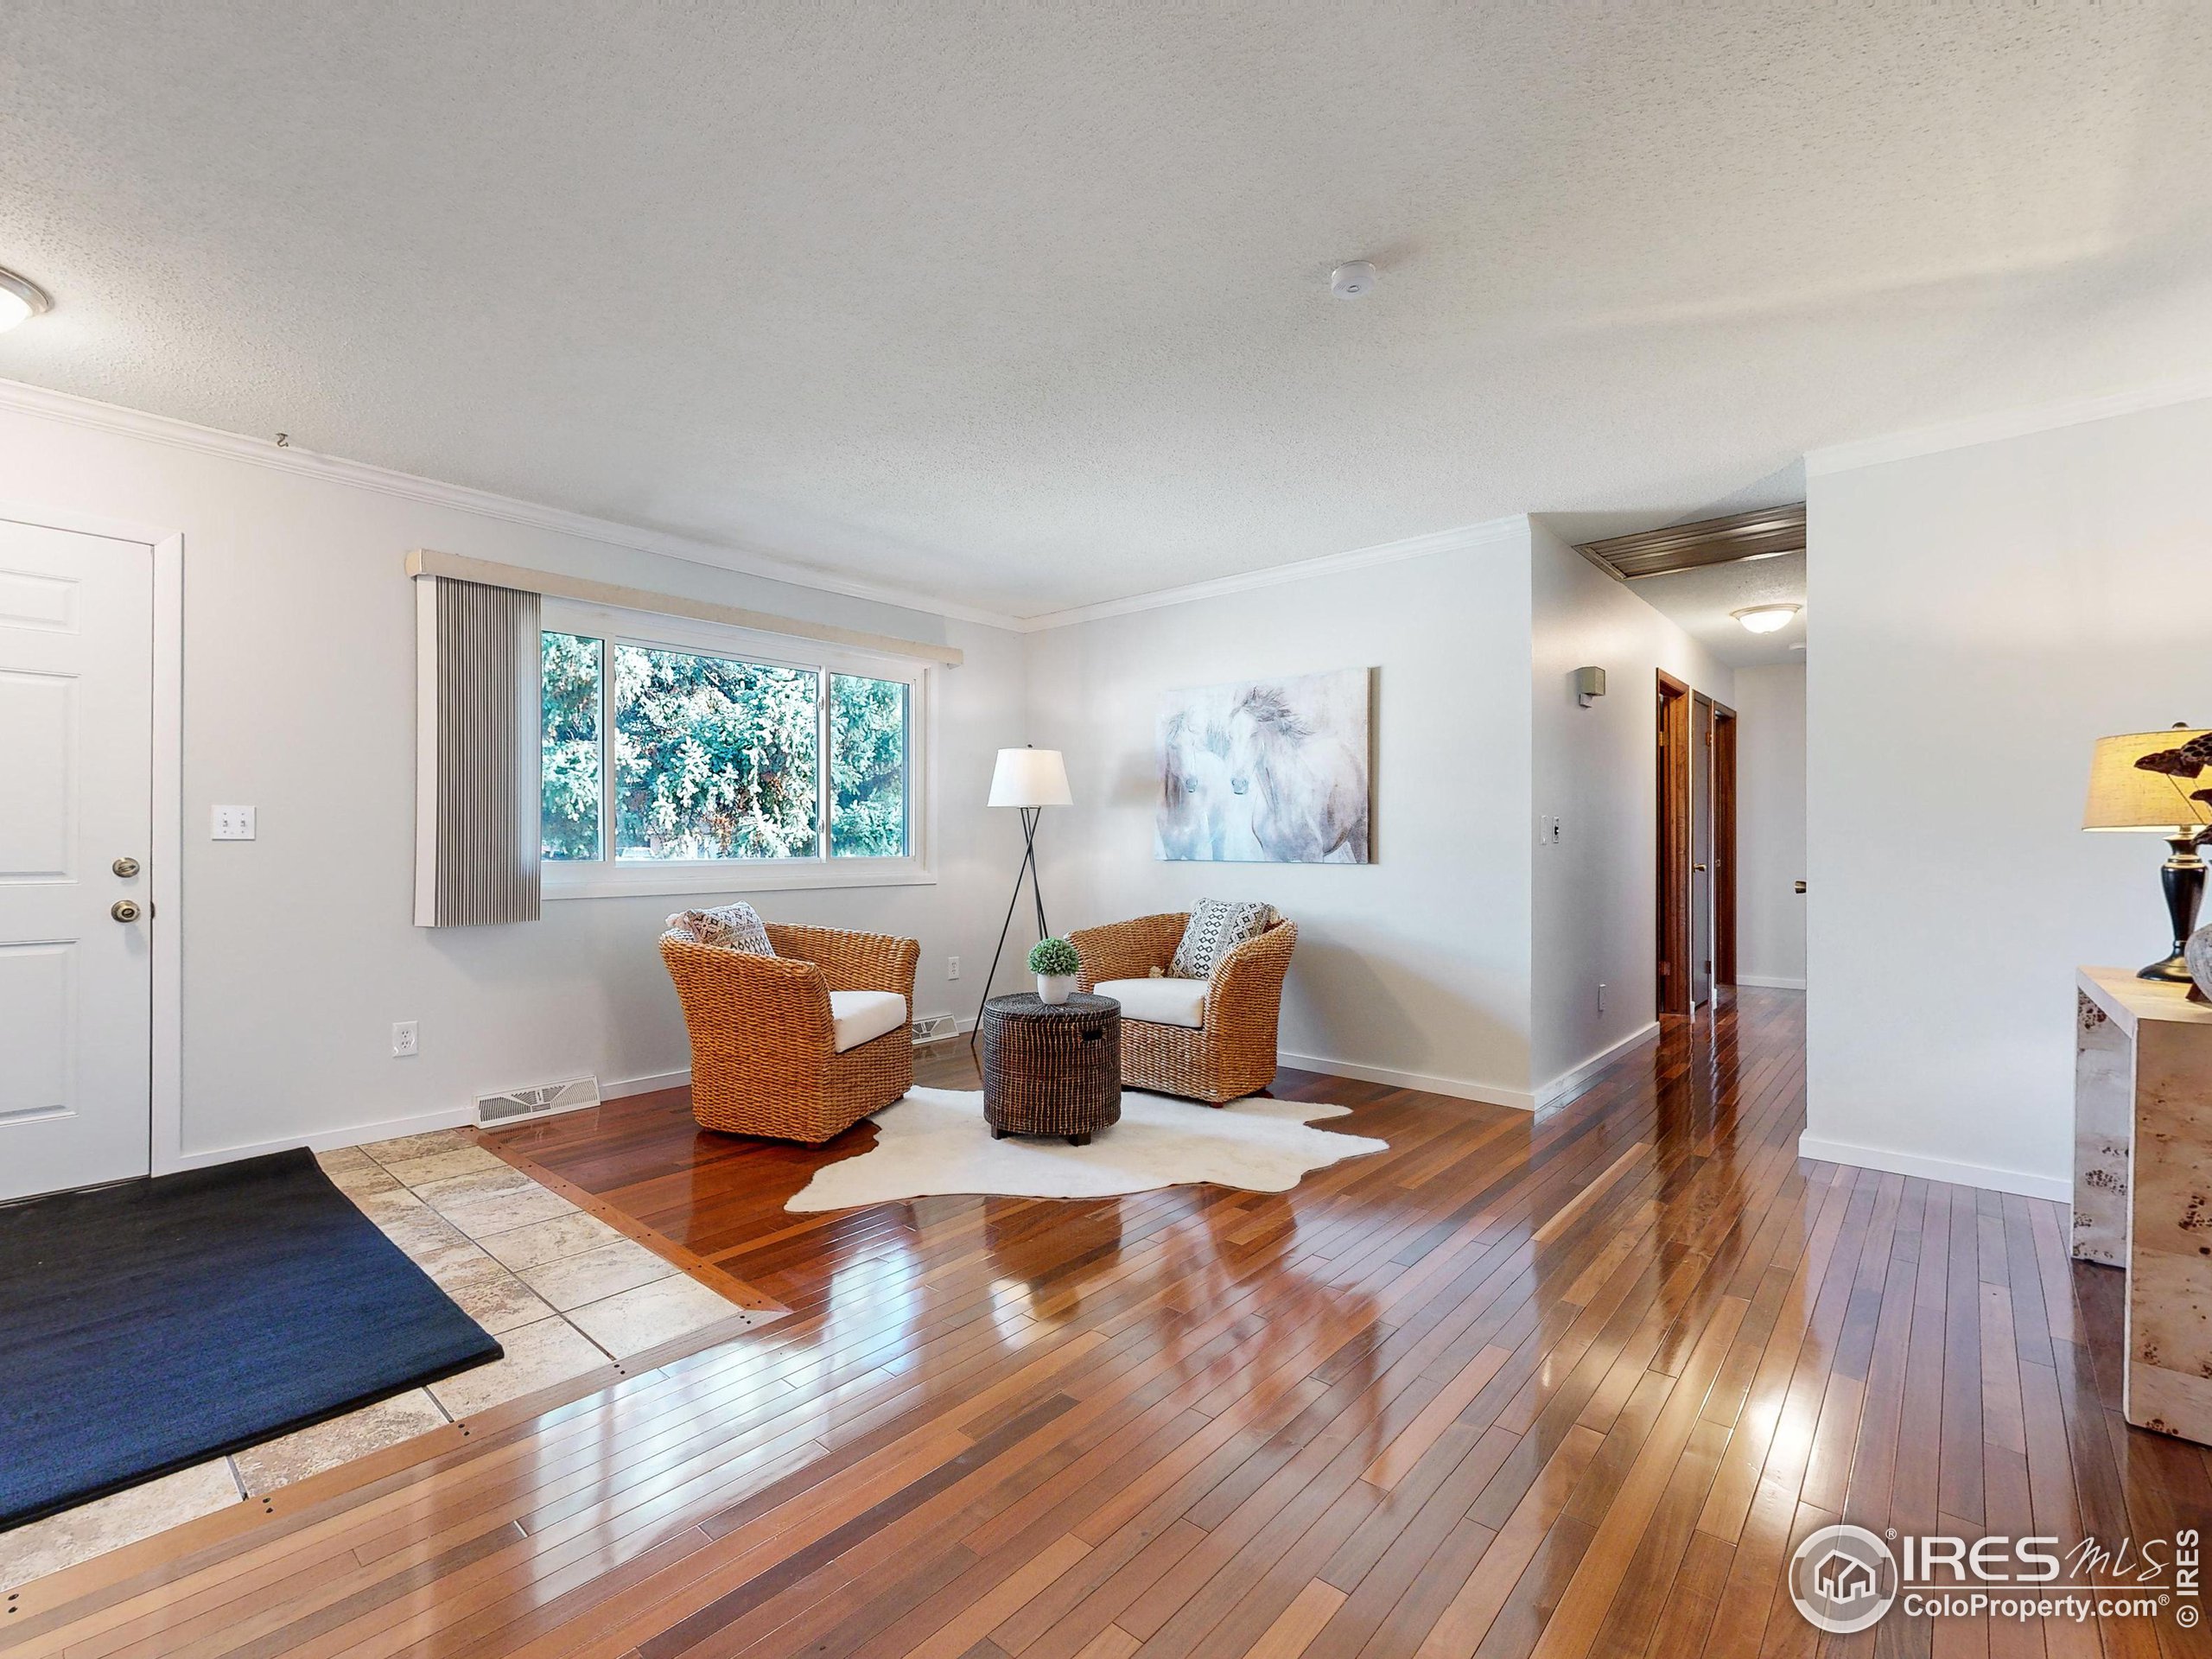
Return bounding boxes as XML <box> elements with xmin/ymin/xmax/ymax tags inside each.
<box><xmin>1275</xmin><ymin>1051</ymin><xmax>1535</xmax><ymax>1111</ymax></box>
<box><xmin>1735</xmin><ymin>975</ymin><xmax>1808</xmax><ymax>991</ymax></box>
<box><xmin>601</xmin><ymin>1067</ymin><xmax>691</xmax><ymax>1101</ymax></box>
<box><xmin>1796</xmin><ymin>1135</ymin><xmax>2070</xmax><ymax>1204</ymax></box>
<box><xmin>161</xmin><ymin>1103</ymin><xmax>480</xmax><ymax>1173</ymax></box>
<box><xmin>1536</xmin><ymin>1022</ymin><xmax>1661</xmax><ymax>1109</ymax></box>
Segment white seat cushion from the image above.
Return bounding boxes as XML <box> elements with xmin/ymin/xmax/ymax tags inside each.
<box><xmin>829</xmin><ymin>989</ymin><xmax>908</xmax><ymax>1052</ymax></box>
<box><xmin>1095</xmin><ymin>976</ymin><xmax>1207</xmax><ymax>1029</ymax></box>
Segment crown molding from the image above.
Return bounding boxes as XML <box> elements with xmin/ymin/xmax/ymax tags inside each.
<box><xmin>0</xmin><ymin>375</ymin><xmax>1539</xmax><ymax>634</ymax></box>
<box><xmin>0</xmin><ymin>376</ymin><xmax>1028</xmax><ymax>632</ymax></box>
<box><xmin>1017</xmin><ymin>514</ymin><xmax>1529</xmax><ymax>632</ymax></box>
<box><xmin>1804</xmin><ymin>372</ymin><xmax>2212</xmax><ymax>476</ymax></box>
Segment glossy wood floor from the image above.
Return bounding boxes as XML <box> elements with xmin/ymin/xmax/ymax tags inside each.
<box><xmin>10</xmin><ymin>989</ymin><xmax>2211</xmax><ymax>1658</ymax></box>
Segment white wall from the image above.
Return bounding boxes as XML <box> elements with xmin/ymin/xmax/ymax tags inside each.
<box><xmin>1807</xmin><ymin>393</ymin><xmax>2212</xmax><ymax>1200</ymax></box>
<box><xmin>1732</xmin><ymin>664</ymin><xmax>1807</xmax><ymax>988</ymax></box>
<box><xmin>0</xmin><ymin>397</ymin><xmax>1031</xmax><ymax>1163</ymax></box>
<box><xmin>1025</xmin><ymin>525</ymin><xmax>1540</xmax><ymax>1105</ymax></box>
<box><xmin>1528</xmin><ymin>520</ymin><xmax>1733</xmax><ymax>1090</ymax></box>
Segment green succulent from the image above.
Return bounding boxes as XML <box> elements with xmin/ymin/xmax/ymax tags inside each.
<box><xmin>1028</xmin><ymin>937</ymin><xmax>1081</xmax><ymax>976</ymax></box>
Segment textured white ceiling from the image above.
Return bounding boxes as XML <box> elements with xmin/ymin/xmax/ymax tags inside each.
<box><xmin>1628</xmin><ymin>552</ymin><xmax>1807</xmax><ymax>670</ymax></box>
<box><xmin>4</xmin><ymin>3</ymin><xmax>2210</xmax><ymax>618</ymax></box>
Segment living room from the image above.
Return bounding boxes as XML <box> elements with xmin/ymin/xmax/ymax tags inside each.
<box><xmin>3</xmin><ymin>7</ymin><xmax>2209</xmax><ymax>1656</ymax></box>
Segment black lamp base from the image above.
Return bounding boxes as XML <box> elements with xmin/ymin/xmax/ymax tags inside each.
<box><xmin>2139</xmin><ymin>830</ymin><xmax>2208</xmax><ymax>982</ymax></box>
<box><xmin>2137</xmin><ymin>950</ymin><xmax>2196</xmax><ymax>984</ymax></box>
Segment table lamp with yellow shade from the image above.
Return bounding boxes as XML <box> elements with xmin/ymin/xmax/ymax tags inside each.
<box><xmin>2083</xmin><ymin>722</ymin><xmax>2212</xmax><ymax>981</ymax></box>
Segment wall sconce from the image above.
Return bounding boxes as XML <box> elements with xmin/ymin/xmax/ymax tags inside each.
<box><xmin>1574</xmin><ymin>666</ymin><xmax>1607</xmax><ymax>709</ymax></box>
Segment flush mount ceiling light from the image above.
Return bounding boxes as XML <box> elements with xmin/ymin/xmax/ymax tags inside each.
<box><xmin>1732</xmin><ymin>603</ymin><xmax>1802</xmax><ymax>634</ymax></box>
<box><xmin>0</xmin><ymin>266</ymin><xmax>54</xmax><ymax>333</ymax></box>
<box><xmin>1331</xmin><ymin>260</ymin><xmax>1376</xmax><ymax>299</ymax></box>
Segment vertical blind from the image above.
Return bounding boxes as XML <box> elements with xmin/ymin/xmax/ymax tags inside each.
<box><xmin>414</xmin><ymin>575</ymin><xmax>542</xmax><ymax>926</ymax></box>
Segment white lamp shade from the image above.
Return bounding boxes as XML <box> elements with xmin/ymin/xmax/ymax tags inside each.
<box><xmin>988</xmin><ymin>747</ymin><xmax>1072</xmax><ymax>808</ymax></box>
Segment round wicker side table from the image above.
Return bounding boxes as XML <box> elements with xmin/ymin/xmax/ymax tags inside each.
<box><xmin>980</xmin><ymin>993</ymin><xmax>1122</xmax><ymax>1145</ymax></box>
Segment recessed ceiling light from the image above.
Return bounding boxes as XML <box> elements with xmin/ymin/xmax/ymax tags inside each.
<box><xmin>0</xmin><ymin>266</ymin><xmax>54</xmax><ymax>333</ymax></box>
<box><xmin>1732</xmin><ymin>603</ymin><xmax>1801</xmax><ymax>634</ymax></box>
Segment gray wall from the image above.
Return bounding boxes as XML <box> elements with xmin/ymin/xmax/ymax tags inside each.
<box><xmin>0</xmin><ymin>400</ymin><xmax>1032</xmax><ymax>1161</ymax></box>
<box><xmin>1806</xmin><ymin>393</ymin><xmax>2212</xmax><ymax>1198</ymax></box>
<box><xmin>1025</xmin><ymin>530</ymin><xmax>1540</xmax><ymax>1105</ymax></box>
<box><xmin>1528</xmin><ymin>520</ymin><xmax>1733</xmax><ymax>1088</ymax></box>
<box><xmin>1732</xmin><ymin>664</ymin><xmax>1806</xmax><ymax>988</ymax></box>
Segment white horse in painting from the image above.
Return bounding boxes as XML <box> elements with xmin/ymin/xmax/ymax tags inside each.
<box><xmin>1223</xmin><ymin>685</ymin><xmax>1368</xmax><ymax>864</ymax></box>
<box><xmin>1155</xmin><ymin>711</ymin><xmax>1259</xmax><ymax>861</ymax></box>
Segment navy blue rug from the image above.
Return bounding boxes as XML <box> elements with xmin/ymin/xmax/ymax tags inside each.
<box><xmin>0</xmin><ymin>1147</ymin><xmax>502</xmax><ymax>1529</ymax></box>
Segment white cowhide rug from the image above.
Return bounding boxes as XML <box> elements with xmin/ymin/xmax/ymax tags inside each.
<box><xmin>785</xmin><ymin>1086</ymin><xmax>1388</xmax><ymax>1212</ymax></box>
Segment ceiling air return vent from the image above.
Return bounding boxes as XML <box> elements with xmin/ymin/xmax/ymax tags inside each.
<box><xmin>475</xmin><ymin>1074</ymin><xmax>601</xmax><ymax>1127</ymax></box>
<box><xmin>1578</xmin><ymin>505</ymin><xmax>1805</xmax><ymax>582</ymax></box>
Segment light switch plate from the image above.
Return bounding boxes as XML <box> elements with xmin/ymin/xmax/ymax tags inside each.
<box><xmin>212</xmin><ymin>805</ymin><xmax>257</xmax><ymax>841</ymax></box>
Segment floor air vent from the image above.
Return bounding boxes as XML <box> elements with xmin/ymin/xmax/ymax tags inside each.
<box><xmin>475</xmin><ymin>1075</ymin><xmax>601</xmax><ymax>1127</ymax></box>
<box><xmin>910</xmin><ymin>1014</ymin><xmax>957</xmax><ymax>1044</ymax></box>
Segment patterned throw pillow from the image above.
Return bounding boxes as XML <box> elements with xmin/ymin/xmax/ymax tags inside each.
<box><xmin>669</xmin><ymin>902</ymin><xmax>774</xmax><ymax>956</ymax></box>
<box><xmin>1168</xmin><ymin>899</ymin><xmax>1274</xmax><ymax>980</ymax></box>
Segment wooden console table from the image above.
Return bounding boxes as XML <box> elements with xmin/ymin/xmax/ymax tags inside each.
<box><xmin>2073</xmin><ymin>964</ymin><xmax>2212</xmax><ymax>1444</ymax></box>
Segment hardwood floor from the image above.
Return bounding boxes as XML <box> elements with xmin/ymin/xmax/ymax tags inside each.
<box><xmin>10</xmin><ymin>988</ymin><xmax>2212</xmax><ymax>1657</ymax></box>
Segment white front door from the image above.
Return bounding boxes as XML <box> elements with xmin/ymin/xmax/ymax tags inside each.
<box><xmin>0</xmin><ymin>518</ymin><xmax>154</xmax><ymax>1200</ymax></box>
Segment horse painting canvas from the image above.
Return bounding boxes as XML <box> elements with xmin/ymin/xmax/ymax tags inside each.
<box><xmin>1154</xmin><ymin>668</ymin><xmax>1371</xmax><ymax>863</ymax></box>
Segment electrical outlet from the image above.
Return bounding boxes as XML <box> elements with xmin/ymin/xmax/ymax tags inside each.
<box><xmin>947</xmin><ymin>955</ymin><xmax>961</xmax><ymax>982</ymax></box>
<box><xmin>1598</xmin><ymin>982</ymin><xmax>1608</xmax><ymax>1014</ymax></box>
<box><xmin>391</xmin><ymin>1020</ymin><xmax>419</xmax><ymax>1058</ymax></box>
<box><xmin>212</xmin><ymin>805</ymin><xmax>257</xmax><ymax>841</ymax></box>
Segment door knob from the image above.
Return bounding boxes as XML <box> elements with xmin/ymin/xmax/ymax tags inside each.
<box><xmin>1693</xmin><ymin>862</ymin><xmax>1708</xmax><ymax>873</ymax></box>
<box><xmin>111</xmin><ymin>899</ymin><xmax>143</xmax><ymax>923</ymax></box>
<box><xmin>112</xmin><ymin>855</ymin><xmax>141</xmax><ymax>878</ymax></box>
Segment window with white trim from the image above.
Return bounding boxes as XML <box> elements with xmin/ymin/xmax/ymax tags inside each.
<box><xmin>538</xmin><ymin>601</ymin><xmax>929</xmax><ymax>897</ymax></box>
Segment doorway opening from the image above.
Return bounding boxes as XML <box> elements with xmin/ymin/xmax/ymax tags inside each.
<box><xmin>1656</xmin><ymin>672</ymin><xmax>1736</xmax><ymax>1016</ymax></box>
<box><xmin>1656</xmin><ymin>671</ymin><xmax>1689</xmax><ymax>1016</ymax></box>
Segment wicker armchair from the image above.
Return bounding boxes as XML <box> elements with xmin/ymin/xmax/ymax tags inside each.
<box><xmin>1066</xmin><ymin>912</ymin><xmax>1296</xmax><ymax>1103</ymax></box>
<box><xmin>658</xmin><ymin>920</ymin><xmax>918</xmax><ymax>1143</ymax></box>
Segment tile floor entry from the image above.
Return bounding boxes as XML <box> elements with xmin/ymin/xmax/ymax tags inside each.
<box><xmin>0</xmin><ymin>1128</ymin><xmax>779</xmax><ymax>1591</ymax></box>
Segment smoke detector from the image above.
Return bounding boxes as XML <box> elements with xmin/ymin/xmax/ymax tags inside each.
<box><xmin>1331</xmin><ymin>261</ymin><xmax>1376</xmax><ymax>299</ymax></box>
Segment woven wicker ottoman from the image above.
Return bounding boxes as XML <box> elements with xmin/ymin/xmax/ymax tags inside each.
<box><xmin>980</xmin><ymin>993</ymin><xmax>1122</xmax><ymax>1145</ymax></box>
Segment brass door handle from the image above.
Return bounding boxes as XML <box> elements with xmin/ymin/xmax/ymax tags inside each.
<box><xmin>1693</xmin><ymin>863</ymin><xmax>1707</xmax><ymax>873</ymax></box>
<box><xmin>111</xmin><ymin>899</ymin><xmax>143</xmax><ymax>923</ymax></box>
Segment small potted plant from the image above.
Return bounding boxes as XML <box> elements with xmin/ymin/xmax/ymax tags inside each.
<box><xmin>1028</xmin><ymin>937</ymin><xmax>1081</xmax><ymax>1005</ymax></box>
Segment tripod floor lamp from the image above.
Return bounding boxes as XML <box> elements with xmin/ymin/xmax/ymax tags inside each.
<box><xmin>975</xmin><ymin>747</ymin><xmax>1073</xmax><ymax>1051</ymax></box>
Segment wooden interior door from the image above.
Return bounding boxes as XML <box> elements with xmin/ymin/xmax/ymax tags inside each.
<box><xmin>1690</xmin><ymin>694</ymin><xmax>1714</xmax><ymax>1008</ymax></box>
<box><xmin>1713</xmin><ymin>702</ymin><xmax>1737</xmax><ymax>988</ymax></box>
<box><xmin>1656</xmin><ymin>671</ymin><xmax>1690</xmax><ymax>1017</ymax></box>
